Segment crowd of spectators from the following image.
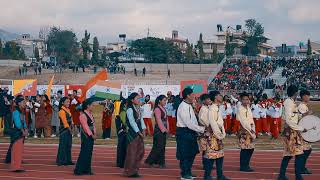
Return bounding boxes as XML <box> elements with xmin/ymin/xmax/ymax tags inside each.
<box><xmin>282</xmin><ymin>57</ymin><xmax>320</xmax><ymax>90</ymax></box>
<box><xmin>210</xmin><ymin>58</ymin><xmax>278</xmax><ymax>92</ymax></box>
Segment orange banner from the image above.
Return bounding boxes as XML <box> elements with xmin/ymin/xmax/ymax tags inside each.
<box><xmin>46</xmin><ymin>75</ymin><xmax>55</xmax><ymax>100</ymax></box>
<box><xmin>13</xmin><ymin>79</ymin><xmax>37</xmax><ymax>96</ymax></box>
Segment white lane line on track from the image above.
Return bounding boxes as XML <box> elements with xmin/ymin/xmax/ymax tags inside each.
<box><xmin>1</xmin><ymin>162</ymin><xmax>320</xmax><ymax>172</ymax></box>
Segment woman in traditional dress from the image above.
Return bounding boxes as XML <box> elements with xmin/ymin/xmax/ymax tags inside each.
<box><xmin>34</xmin><ymin>95</ymin><xmax>47</xmax><ymax>138</ymax></box>
<box><xmin>277</xmin><ymin>85</ymin><xmax>308</xmax><ymax>180</ymax></box>
<box><xmin>237</xmin><ymin>92</ymin><xmax>256</xmax><ymax>172</ymax></box>
<box><xmin>74</xmin><ymin>98</ymin><xmax>97</xmax><ymax>175</ymax></box>
<box><xmin>102</xmin><ymin>100</ymin><xmax>114</xmax><ymax>139</ymax></box>
<box><xmin>9</xmin><ymin>95</ymin><xmax>28</xmax><ymax>172</ymax></box>
<box><xmin>116</xmin><ymin>99</ymin><xmax>128</xmax><ymax>168</ymax></box>
<box><xmin>44</xmin><ymin>95</ymin><xmax>53</xmax><ymax>137</ymax></box>
<box><xmin>199</xmin><ymin>92</ymin><xmax>230</xmax><ymax>180</ymax></box>
<box><xmin>123</xmin><ymin>92</ymin><xmax>146</xmax><ymax>178</ymax></box>
<box><xmin>51</xmin><ymin>91</ymin><xmax>62</xmax><ymax>137</ymax></box>
<box><xmin>145</xmin><ymin>95</ymin><xmax>168</xmax><ymax>168</ymax></box>
<box><xmin>56</xmin><ymin>97</ymin><xmax>74</xmax><ymax>166</ymax></box>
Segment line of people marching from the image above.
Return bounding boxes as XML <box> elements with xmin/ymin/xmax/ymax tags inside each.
<box><xmin>0</xmin><ymin>85</ymin><xmax>314</xmax><ymax>180</ymax></box>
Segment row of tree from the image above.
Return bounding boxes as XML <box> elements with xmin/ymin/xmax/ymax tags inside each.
<box><xmin>0</xmin><ymin>39</ymin><xmax>26</xmax><ymax>60</ymax></box>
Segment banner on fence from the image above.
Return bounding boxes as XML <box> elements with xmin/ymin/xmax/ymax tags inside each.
<box><xmin>13</xmin><ymin>79</ymin><xmax>37</xmax><ymax>96</ymax></box>
<box><xmin>122</xmin><ymin>85</ymin><xmax>180</xmax><ymax>100</ymax></box>
<box><xmin>180</xmin><ymin>80</ymin><xmax>207</xmax><ymax>97</ymax></box>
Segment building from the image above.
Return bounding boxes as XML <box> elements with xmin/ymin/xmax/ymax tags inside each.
<box><xmin>275</xmin><ymin>41</ymin><xmax>320</xmax><ymax>56</ymax></box>
<box><xmin>203</xmin><ymin>25</ymin><xmax>273</xmax><ymax>58</ymax></box>
<box><xmin>14</xmin><ymin>34</ymin><xmax>45</xmax><ymax>59</ymax></box>
<box><xmin>165</xmin><ymin>30</ymin><xmax>188</xmax><ymax>54</ymax></box>
<box><xmin>106</xmin><ymin>42</ymin><xmax>127</xmax><ymax>53</ymax></box>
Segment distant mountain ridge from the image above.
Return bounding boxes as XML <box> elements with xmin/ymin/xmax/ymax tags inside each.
<box><xmin>0</xmin><ymin>28</ymin><xmax>19</xmax><ymax>41</ymax></box>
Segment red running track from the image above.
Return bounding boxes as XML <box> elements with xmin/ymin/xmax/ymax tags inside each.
<box><xmin>0</xmin><ymin>143</ymin><xmax>319</xmax><ymax>180</ymax></box>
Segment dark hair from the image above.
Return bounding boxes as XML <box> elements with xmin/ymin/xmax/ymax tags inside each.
<box><xmin>182</xmin><ymin>87</ymin><xmax>193</xmax><ymax>99</ymax></box>
<box><xmin>262</xmin><ymin>93</ymin><xmax>268</xmax><ymax>100</ymax></box>
<box><xmin>200</xmin><ymin>94</ymin><xmax>210</xmax><ymax>102</ymax></box>
<box><xmin>240</xmin><ymin>92</ymin><xmax>250</xmax><ymax>99</ymax></box>
<box><xmin>127</xmin><ymin>92</ymin><xmax>139</xmax><ymax>119</ymax></box>
<box><xmin>287</xmin><ymin>85</ymin><xmax>298</xmax><ymax>97</ymax></box>
<box><xmin>15</xmin><ymin>95</ymin><xmax>25</xmax><ymax>112</ymax></box>
<box><xmin>300</xmin><ymin>89</ymin><xmax>310</xmax><ymax>98</ymax></box>
<box><xmin>209</xmin><ymin>90</ymin><xmax>220</xmax><ymax>101</ymax></box>
<box><xmin>120</xmin><ymin>99</ymin><xmax>127</xmax><ymax>111</ymax></box>
<box><xmin>82</xmin><ymin>99</ymin><xmax>94</xmax><ymax>111</ymax></box>
<box><xmin>44</xmin><ymin>94</ymin><xmax>49</xmax><ymax>101</ymax></box>
<box><xmin>73</xmin><ymin>90</ymin><xmax>77</xmax><ymax>94</ymax></box>
<box><xmin>154</xmin><ymin>95</ymin><xmax>166</xmax><ymax>110</ymax></box>
<box><xmin>59</xmin><ymin>97</ymin><xmax>69</xmax><ymax>110</ymax></box>
<box><xmin>57</xmin><ymin>90</ymin><xmax>63</xmax><ymax>95</ymax></box>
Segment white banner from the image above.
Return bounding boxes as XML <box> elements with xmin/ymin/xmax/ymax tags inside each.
<box><xmin>37</xmin><ymin>85</ymin><xmax>65</xmax><ymax>96</ymax></box>
<box><xmin>121</xmin><ymin>85</ymin><xmax>180</xmax><ymax>100</ymax></box>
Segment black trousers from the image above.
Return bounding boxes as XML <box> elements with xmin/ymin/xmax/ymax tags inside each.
<box><xmin>279</xmin><ymin>155</ymin><xmax>304</xmax><ymax>180</ymax></box>
<box><xmin>102</xmin><ymin>128</ymin><xmax>111</xmax><ymax>139</ymax></box>
<box><xmin>3</xmin><ymin>114</ymin><xmax>12</xmax><ymax>136</ymax></box>
<box><xmin>303</xmin><ymin>149</ymin><xmax>312</xmax><ymax>170</ymax></box>
<box><xmin>74</xmin><ymin>134</ymin><xmax>94</xmax><ymax>175</ymax></box>
<box><xmin>116</xmin><ymin>132</ymin><xmax>127</xmax><ymax>168</ymax></box>
<box><xmin>145</xmin><ymin>131</ymin><xmax>167</xmax><ymax>166</ymax></box>
<box><xmin>179</xmin><ymin>156</ymin><xmax>196</xmax><ymax>177</ymax></box>
<box><xmin>203</xmin><ymin>157</ymin><xmax>224</xmax><ymax>179</ymax></box>
<box><xmin>240</xmin><ymin>149</ymin><xmax>254</xmax><ymax>170</ymax></box>
<box><xmin>56</xmin><ymin>129</ymin><xmax>73</xmax><ymax>165</ymax></box>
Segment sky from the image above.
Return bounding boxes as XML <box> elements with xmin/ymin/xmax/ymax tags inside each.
<box><xmin>1</xmin><ymin>0</ymin><xmax>319</xmax><ymax>46</ymax></box>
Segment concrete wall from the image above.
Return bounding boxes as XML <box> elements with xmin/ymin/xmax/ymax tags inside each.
<box><xmin>119</xmin><ymin>63</ymin><xmax>218</xmax><ymax>72</ymax></box>
<box><xmin>0</xmin><ymin>59</ymin><xmax>29</xmax><ymax>67</ymax></box>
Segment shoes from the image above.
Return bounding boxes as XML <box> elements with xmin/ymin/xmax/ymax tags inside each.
<box><xmin>240</xmin><ymin>167</ymin><xmax>254</xmax><ymax>172</ymax></box>
<box><xmin>33</xmin><ymin>135</ymin><xmax>38</xmax><ymax>138</ymax></box>
<box><xmin>301</xmin><ymin>168</ymin><xmax>312</xmax><ymax>174</ymax></box>
<box><xmin>51</xmin><ymin>134</ymin><xmax>57</xmax><ymax>138</ymax></box>
<box><xmin>77</xmin><ymin>134</ymin><xmax>81</xmax><ymax>138</ymax></box>
<box><xmin>277</xmin><ymin>175</ymin><xmax>289</xmax><ymax>180</ymax></box>
<box><xmin>218</xmin><ymin>175</ymin><xmax>231</xmax><ymax>180</ymax></box>
<box><xmin>180</xmin><ymin>175</ymin><xmax>193</xmax><ymax>180</ymax></box>
<box><xmin>12</xmin><ymin>169</ymin><xmax>26</xmax><ymax>173</ymax></box>
<box><xmin>128</xmin><ymin>173</ymin><xmax>141</xmax><ymax>178</ymax></box>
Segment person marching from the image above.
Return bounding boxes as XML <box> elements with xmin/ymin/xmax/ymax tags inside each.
<box><xmin>199</xmin><ymin>92</ymin><xmax>230</xmax><ymax>180</ymax></box>
<box><xmin>70</xmin><ymin>90</ymin><xmax>81</xmax><ymax>138</ymax></box>
<box><xmin>123</xmin><ymin>92</ymin><xmax>146</xmax><ymax>178</ymax></box>
<box><xmin>259</xmin><ymin>95</ymin><xmax>269</xmax><ymax>136</ymax></box>
<box><xmin>101</xmin><ymin>99</ymin><xmax>114</xmax><ymax>140</ymax></box>
<box><xmin>221</xmin><ymin>96</ymin><xmax>233</xmax><ymax>135</ymax></box>
<box><xmin>176</xmin><ymin>88</ymin><xmax>205</xmax><ymax>180</ymax></box>
<box><xmin>9</xmin><ymin>96</ymin><xmax>28</xmax><ymax>172</ymax></box>
<box><xmin>116</xmin><ymin>99</ymin><xmax>128</xmax><ymax>168</ymax></box>
<box><xmin>74</xmin><ymin>98</ymin><xmax>97</xmax><ymax>175</ymax></box>
<box><xmin>145</xmin><ymin>95</ymin><xmax>168</xmax><ymax>168</ymax></box>
<box><xmin>56</xmin><ymin>97</ymin><xmax>74</xmax><ymax>166</ymax></box>
<box><xmin>142</xmin><ymin>95</ymin><xmax>154</xmax><ymax>136</ymax></box>
<box><xmin>166</xmin><ymin>91</ymin><xmax>176</xmax><ymax>137</ymax></box>
<box><xmin>270</xmin><ymin>97</ymin><xmax>282</xmax><ymax>139</ymax></box>
<box><xmin>237</xmin><ymin>92</ymin><xmax>256</xmax><ymax>172</ymax></box>
<box><xmin>251</xmin><ymin>99</ymin><xmax>262</xmax><ymax>137</ymax></box>
<box><xmin>298</xmin><ymin>90</ymin><xmax>313</xmax><ymax>175</ymax></box>
<box><xmin>277</xmin><ymin>85</ymin><xmax>307</xmax><ymax>180</ymax></box>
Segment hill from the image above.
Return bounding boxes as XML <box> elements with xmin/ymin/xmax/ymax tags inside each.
<box><xmin>0</xmin><ymin>28</ymin><xmax>19</xmax><ymax>41</ymax></box>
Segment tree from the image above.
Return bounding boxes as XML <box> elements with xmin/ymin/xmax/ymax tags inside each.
<box><xmin>241</xmin><ymin>19</ymin><xmax>265</xmax><ymax>56</ymax></box>
<box><xmin>2</xmin><ymin>41</ymin><xmax>25</xmax><ymax>60</ymax></box>
<box><xmin>212</xmin><ymin>45</ymin><xmax>219</xmax><ymax>63</ymax></box>
<box><xmin>185</xmin><ymin>40</ymin><xmax>194</xmax><ymax>63</ymax></box>
<box><xmin>91</xmin><ymin>36</ymin><xmax>99</xmax><ymax>63</ymax></box>
<box><xmin>46</xmin><ymin>26</ymin><xmax>79</xmax><ymax>64</ymax></box>
<box><xmin>307</xmin><ymin>39</ymin><xmax>312</xmax><ymax>56</ymax></box>
<box><xmin>131</xmin><ymin>37</ymin><xmax>183</xmax><ymax>63</ymax></box>
<box><xmin>34</xmin><ymin>46</ymin><xmax>40</xmax><ymax>61</ymax></box>
<box><xmin>81</xmin><ymin>30</ymin><xmax>91</xmax><ymax>60</ymax></box>
<box><xmin>197</xmin><ymin>33</ymin><xmax>205</xmax><ymax>60</ymax></box>
<box><xmin>101</xmin><ymin>47</ymin><xmax>107</xmax><ymax>60</ymax></box>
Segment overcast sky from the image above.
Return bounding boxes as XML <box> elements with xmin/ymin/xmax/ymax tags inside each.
<box><xmin>1</xmin><ymin>0</ymin><xmax>319</xmax><ymax>46</ymax></box>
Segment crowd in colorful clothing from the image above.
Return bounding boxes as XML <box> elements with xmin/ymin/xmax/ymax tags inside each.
<box><xmin>0</xmin><ymin>85</ymin><xmax>315</xmax><ymax>180</ymax></box>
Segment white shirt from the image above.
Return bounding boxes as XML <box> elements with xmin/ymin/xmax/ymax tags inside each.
<box><xmin>219</xmin><ymin>105</ymin><xmax>227</xmax><ymax>119</ymax></box>
<box><xmin>142</xmin><ymin>103</ymin><xmax>153</xmax><ymax>118</ymax></box>
<box><xmin>176</xmin><ymin>101</ymin><xmax>205</xmax><ymax>133</ymax></box>
<box><xmin>165</xmin><ymin>103</ymin><xmax>173</xmax><ymax>117</ymax></box>
<box><xmin>251</xmin><ymin>104</ymin><xmax>261</xmax><ymax>119</ymax></box>
<box><xmin>272</xmin><ymin>104</ymin><xmax>282</xmax><ymax>118</ymax></box>
<box><xmin>260</xmin><ymin>105</ymin><xmax>267</xmax><ymax>118</ymax></box>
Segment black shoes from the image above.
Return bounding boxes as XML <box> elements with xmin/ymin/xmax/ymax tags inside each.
<box><xmin>240</xmin><ymin>167</ymin><xmax>254</xmax><ymax>172</ymax></box>
<box><xmin>301</xmin><ymin>168</ymin><xmax>312</xmax><ymax>174</ymax></box>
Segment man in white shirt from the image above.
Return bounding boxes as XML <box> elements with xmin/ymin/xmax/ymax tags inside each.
<box><xmin>251</xmin><ymin>100</ymin><xmax>262</xmax><ymax>136</ymax></box>
<box><xmin>176</xmin><ymin>88</ymin><xmax>205</xmax><ymax>180</ymax></box>
<box><xmin>298</xmin><ymin>90</ymin><xmax>313</xmax><ymax>175</ymax></box>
